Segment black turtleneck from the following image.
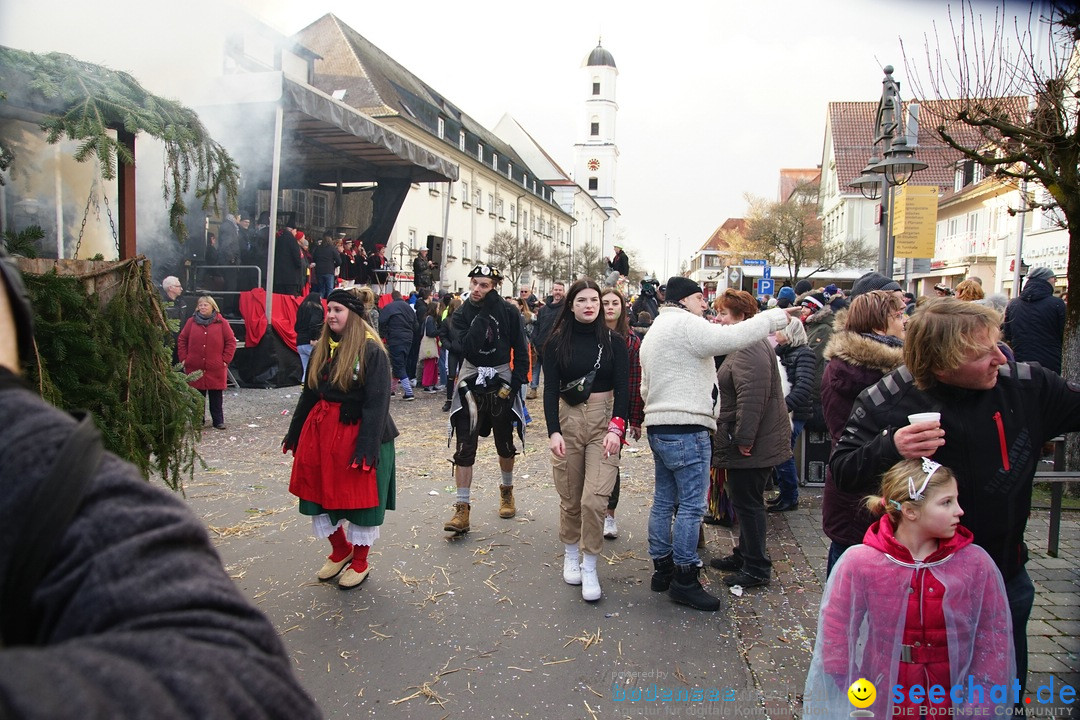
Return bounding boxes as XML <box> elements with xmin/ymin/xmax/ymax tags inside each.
<box><xmin>542</xmin><ymin>319</ymin><xmax>629</xmax><ymax>436</ymax></box>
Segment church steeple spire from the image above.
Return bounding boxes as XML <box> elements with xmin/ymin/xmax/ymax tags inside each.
<box><xmin>574</xmin><ymin>40</ymin><xmax>620</xmax><ymax>236</ymax></box>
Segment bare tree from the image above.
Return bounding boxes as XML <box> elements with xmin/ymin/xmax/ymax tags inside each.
<box><xmin>903</xmin><ymin>1</ymin><xmax>1080</xmax><ymax>471</ymax></box>
<box><xmin>736</xmin><ymin>181</ymin><xmax>875</xmax><ymax>283</ymax></box>
<box><xmin>536</xmin><ymin>245</ymin><xmax>571</xmax><ymax>286</ymax></box>
<box><xmin>485</xmin><ymin>230</ymin><xmax>546</xmax><ymax>291</ymax></box>
<box><xmin>572</xmin><ymin>241</ymin><xmax>608</xmax><ymax>282</ymax></box>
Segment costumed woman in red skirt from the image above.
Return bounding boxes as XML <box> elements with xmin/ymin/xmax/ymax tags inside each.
<box><xmin>283</xmin><ymin>288</ymin><xmax>398</xmax><ymax>589</ymax></box>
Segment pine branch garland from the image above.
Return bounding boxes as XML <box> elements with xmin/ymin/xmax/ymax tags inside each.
<box><xmin>23</xmin><ymin>259</ymin><xmax>203</xmax><ymax>491</ymax></box>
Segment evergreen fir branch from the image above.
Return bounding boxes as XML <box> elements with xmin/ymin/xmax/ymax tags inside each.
<box><xmin>0</xmin><ymin>47</ymin><xmax>239</xmax><ymax>242</ymax></box>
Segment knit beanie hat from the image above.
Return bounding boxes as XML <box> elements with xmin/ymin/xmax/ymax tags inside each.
<box><xmin>665</xmin><ymin>276</ymin><xmax>703</xmax><ymax>305</ymax></box>
<box><xmin>1027</xmin><ymin>267</ymin><xmax>1055</xmax><ymax>284</ymax></box>
<box><xmin>799</xmin><ymin>292</ymin><xmax>827</xmax><ymax>311</ymax></box>
<box><xmin>777</xmin><ymin>286</ymin><xmax>797</xmax><ymax>302</ymax></box>
<box><xmin>851</xmin><ymin>271</ymin><xmax>901</xmax><ymax>297</ymax></box>
<box><xmin>794</xmin><ymin>279</ymin><xmax>813</xmax><ymax>295</ymax></box>
<box><xmin>824</xmin><ymin>284</ymin><xmax>839</xmax><ymax>298</ymax></box>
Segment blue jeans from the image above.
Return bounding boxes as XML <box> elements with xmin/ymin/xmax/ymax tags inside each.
<box><xmin>1004</xmin><ymin>567</ymin><xmax>1034</xmax><ymax>692</ymax></box>
<box><xmin>298</xmin><ymin>342</ymin><xmax>313</xmax><ymax>381</ymax></box>
<box><xmin>438</xmin><ymin>349</ymin><xmax>448</xmax><ymax>387</ymax></box>
<box><xmin>318</xmin><ymin>274</ymin><xmax>335</xmax><ymax>299</ymax></box>
<box><xmin>773</xmin><ymin>419</ymin><xmax>805</xmax><ymax>504</ymax></box>
<box><xmin>647</xmin><ymin>430</ymin><xmax>711</xmax><ymax>567</ymax></box>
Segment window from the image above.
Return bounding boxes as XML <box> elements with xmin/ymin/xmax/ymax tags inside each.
<box><xmin>427</xmin><ymin>182</ymin><xmax>440</xmax><ymax>195</ymax></box>
<box><xmin>295</xmin><ymin>191</ymin><xmax>307</xmax><ymax>224</ymax></box>
<box><xmin>497</xmin><ymin>198</ymin><xmax>504</xmax><ymax>217</ymax></box>
<box><xmin>590</xmin><ymin>122</ymin><xmax>599</xmax><ymax>136</ymax></box>
<box><xmin>408</xmin><ymin>228</ymin><xmax>417</xmax><ymax>249</ymax></box>
<box><xmin>492</xmin><ymin>153</ymin><xmax>498</xmax><ymax>171</ymax></box>
<box><xmin>311</xmin><ymin>194</ymin><xmax>326</xmax><ymax>228</ymax></box>
<box><xmin>510</xmin><ymin>204</ymin><xmax>515</xmax><ymax>219</ymax></box>
<box><xmin>477</xmin><ymin>143</ymin><xmax>483</xmax><ymax>162</ymax></box>
<box><xmin>459</xmin><ymin>130</ymin><xmax>466</xmax><ymax>152</ymax></box>
<box><xmin>474</xmin><ymin>187</ymin><xmax>482</xmax><ymax>207</ymax></box>
<box><xmin>488</xmin><ymin>193</ymin><xmax>494</xmax><ymax>213</ymax></box>
<box><xmin>462</xmin><ymin>181</ymin><xmax>470</xmax><ymax>206</ymax></box>
<box><xmin>474</xmin><ymin>244</ymin><xmax>481</xmax><ymax>262</ymax></box>
<box><xmin>592</xmin><ymin>80</ymin><xmax>600</xmax><ymax>95</ymax></box>
<box><xmin>462</xmin><ymin>241</ymin><xmax>469</xmax><ymax>259</ymax></box>
<box><xmin>437</xmin><ymin>117</ymin><xmax>445</xmax><ymax>139</ymax></box>
<box><xmin>588</xmin><ymin>177</ymin><xmax>598</xmax><ymax>191</ymax></box>
<box><xmin>507</xmin><ymin>162</ymin><xmax>512</xmax><ymax>179</ymax></box>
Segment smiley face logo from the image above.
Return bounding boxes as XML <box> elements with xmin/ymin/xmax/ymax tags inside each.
<box><xmin>847</xmin><ymin>678</ymin><xmax>876</xmax><ymax>708</ymax></box>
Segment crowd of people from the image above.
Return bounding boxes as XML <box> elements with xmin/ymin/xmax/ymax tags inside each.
<box><xmin>102</xmin><ymin>248</ymin><xmax>1080</xmax><ymax>715</ymax></box>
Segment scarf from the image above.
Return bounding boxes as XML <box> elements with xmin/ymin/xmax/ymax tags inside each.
<box><xmin>859</xmin><ymin>332</ymin><xmax>904</xmax><ymax>348</ymax></box>
<box><xmin>193</xmin><ymin>311</ymin><xmax>217</xmax><ymax>326</ymax></box>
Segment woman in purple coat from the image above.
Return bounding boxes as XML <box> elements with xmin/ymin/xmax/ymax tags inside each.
<box><xmin>178</xmin><ymin>295</ymin><xmax>237</xmax><ymax>429</ymax></box>
<box><xmin>819</xmin><ymin>290</ymin><xmax>905</xmax><ymax>575</ymax></box>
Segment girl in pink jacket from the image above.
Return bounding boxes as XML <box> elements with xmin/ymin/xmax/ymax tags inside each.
<box><xmin>804</xmin><ymin>457</ymin><xmax>1014</xmax><ymax>716</ymax></box>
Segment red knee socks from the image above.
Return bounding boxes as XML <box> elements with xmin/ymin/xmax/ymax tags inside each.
<box><xmin>349</xmin><ymin>544</ymin><xmax>370</xmax><ymax>573</ymax></box>
<box><xmin>328</xmin><ymin>526</ymin><xmax>352</xmax><ymax>562</ymax></box>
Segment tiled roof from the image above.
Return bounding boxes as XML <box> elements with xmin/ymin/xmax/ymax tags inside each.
<box><xmin>778</xmin><ymin>168</ymin><xmax>820</xmax><ymax>202</ymax></box>
<box><xmin>698</xmin><ymin>218</ymin><xmax>745</xmax><ymax>252</ymax></box>
<box><xmin>826</xmin><ymin>97</ymin><xmax>1028</xmax><ymax>194</ymax></box>
<box><xmin>294</xmin><ymin>14</ymin><xmax>535</xmax><ymax>182</ymax></box>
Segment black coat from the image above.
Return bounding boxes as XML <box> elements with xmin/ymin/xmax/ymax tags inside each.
<box><xmin>272</xmin><ymin>230</ymin><xmax>304</xmax><ymax>295</ymax></box>
<box><xmin>0</xmin><ymin>371</ymin><xmax>321</xmax><ymax>719</ymax></box>
<box><xmin>1002</xmin><ymin>278</ymin><xmax>1065</xmax><ymax>374</ymax></box>
<box><xmin>777</xmin><ymin>343</ymin><xmax>816</xmax><ymax>421</ymax></box>
<box><xmin>533</xmin><ymin>299</ymin><xmax>562</xmax><ymax>356</ymax></box>
<box><xmin>294</xmin><ymin>291</ymin><xmax>325</xmax><ymax>346</ymax></box>
<box><xmin>829</xmin><ymin>360</ymin><xmax>1080</xmax><ymax>579</ymax></box>
<box><xmin>379</xmin><ymin>299</ymin><xmax>418</xmax><ymax>350</ymax></box>
<box><xmin>312</xmin><ymin>244</ymin><xmax>341</xmax><ymax>276</ymax></box>
<box><xmin>448</xmin><ymin>292</ymin><xmax>529</xmax><ymax>392</ymax></box>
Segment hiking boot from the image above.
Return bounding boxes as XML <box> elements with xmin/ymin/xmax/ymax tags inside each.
<box><xmin>525</xmin><ymin>387</ymin><xmax>538</xmax><ymax>400</ymax></box>
<box><xmin>709</xmin><ymin>553</ymin><xmax>743</xmax><ymax>572</ymax></box>
<box><xmin>669</xmin><ymin>564</ymin><xmax>721</xmax><ymax>611</ymax></box>
<box><xmin>444</xmin><ymin>502</ymin><xmax>470</xmax><ymax>534</ymax></box>
<box><xmin>499</xmin><ymin>485</ymin><xmax>516</xmax><ymax>518</ymax></box>
<box><xmin>650</xmin><ymin>553</ymin><xmax>675</xmax><ymax>592</ymax></box>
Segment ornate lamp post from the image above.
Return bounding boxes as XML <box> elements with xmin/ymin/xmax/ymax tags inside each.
<box><xmin>849</xmin><ymin>66</ymin><xmax>927</xmax><ymax>275</ymax></box>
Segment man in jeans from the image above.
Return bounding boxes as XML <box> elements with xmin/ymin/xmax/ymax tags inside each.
<box><xmin>640</xmin><ymin>276</ymin><xmax>791</xmax><ymax>611</ymax></box>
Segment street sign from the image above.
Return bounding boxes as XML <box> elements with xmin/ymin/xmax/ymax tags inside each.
<box><xmin>727</xmin><ymin>268</ymin><xmax>743</xmax><ymax>288</ymax></box>
<box><xmin>763</xmin><ymin>266</ymin><xmax>772</xmax><ymax>279</ymax></box>
<box><xmin>743</xmin><ymin>259</ymin><xmax>767</xmax><ymax>266</ymax></box>
<box><xmin>757</xmin><ymin>278</ymin><xmax>774</xmax><ymax>296</ymax></box>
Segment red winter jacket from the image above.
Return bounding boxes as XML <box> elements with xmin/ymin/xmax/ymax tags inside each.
<box><xmin>178</xmin><ymin>313</ymin><xmax>237</xmax><ymax>390</ymax></box>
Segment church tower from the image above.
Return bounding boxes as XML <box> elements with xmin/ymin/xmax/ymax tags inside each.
<box><xmin>573</xmin><ymin>41</ymin><xmax>620</xmax><ymax>248</ymax></box>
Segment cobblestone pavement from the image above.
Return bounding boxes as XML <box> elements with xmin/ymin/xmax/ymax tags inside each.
<box><xmin>183</xmin><ymin>385</ymin><xmax>1078</xmax><ymax>718</ymax></box>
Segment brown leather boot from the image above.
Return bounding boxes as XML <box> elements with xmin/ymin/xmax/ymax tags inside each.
<box><xmin>499</xmin><ymin>485</ymin><xmax>516</xmax><ymax>519</ymax></box>
<box><xmin>444</xmin><ymin>502</ymin><xmax>471</xmax><ymax>534</ymax></box>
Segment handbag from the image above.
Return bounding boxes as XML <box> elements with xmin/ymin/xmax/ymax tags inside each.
<box><xmin>559</xmin><ymin>343</ymin><xmax>603</xmax><ymax>406</ymax></box>
<box><xmin>419</xmin><ymin>334</ymin><xmax>439</xmax><ymax>361</ymax></box>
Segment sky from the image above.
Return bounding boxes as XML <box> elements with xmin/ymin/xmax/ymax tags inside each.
<box><xmin>0</xmin><ymin>0</ymin><xmax>1044</xmax><ymax>276</ymax></box>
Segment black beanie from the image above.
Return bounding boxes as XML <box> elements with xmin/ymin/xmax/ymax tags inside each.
<box><xmin>794</xmin><ymin>279</ymin><xmax>813</xmax><ymax>295</ymax></box>
<box><xmin>850</xmin><ymin>271</ymin><xmax>901</xmax><ymax>298</ymax></box>
<box><xmin>665</xmin><ymin>276</ymin><xmax>702</xmax><ymax>305</ymax></box>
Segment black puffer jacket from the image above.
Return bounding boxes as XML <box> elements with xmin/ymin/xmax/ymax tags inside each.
<box><xmin>712</xmin><ymin>339</ymin><xmax>793</xmax><ymax>469</ymax></box>
<box><xmin>777</xmin><ymin>342</ymin><xmax>816</xmax><ymax>421</ymax></box>
<box><xmin>1002</xmin><ymin>278</ymin><xmax>1065</xmax><ymax>373</ymax></box>
<box><xmin>379</xmin><ymin>298</ymin><xmax>418</xmax><ymax>349</ymax></box>
<box><xmin>829</xmin><ymin>361</ymin><xmax>1080</xmax><ymax>580</ymax></box>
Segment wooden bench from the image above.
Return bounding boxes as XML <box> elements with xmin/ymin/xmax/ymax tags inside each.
<box><xmin>1034</xmin><ymin>436</ymin><xmax>1079</xmax><ymax>558</ymax></box>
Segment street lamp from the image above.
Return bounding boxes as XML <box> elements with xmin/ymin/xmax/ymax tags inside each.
<box><xmin>848</xmin><ymin>65</ymin><xmax>927</xmax><ymax>274</ymax></box>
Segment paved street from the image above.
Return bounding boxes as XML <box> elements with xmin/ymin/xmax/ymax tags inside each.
<box><xmin>185</xmin><ymin>385</ymin><xmax>1079</xmax><ymax>719</ymax></box>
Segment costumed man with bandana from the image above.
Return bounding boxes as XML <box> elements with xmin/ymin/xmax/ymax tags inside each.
<box><xmin>444</xmin><ymin>264</ymin><xmax>529</xmax><ymax>534</ymax></box>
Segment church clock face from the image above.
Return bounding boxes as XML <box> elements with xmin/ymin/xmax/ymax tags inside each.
<box><xmin>587</xmin><ymin>158</ymin><xmax>600</xmax><ymax>171</ymax></box>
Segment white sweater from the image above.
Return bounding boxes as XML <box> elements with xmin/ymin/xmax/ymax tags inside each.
<box><xmin>639</xmin><ymin>306</ymin><xmax>789</xmax><ymax>431</ymax></box>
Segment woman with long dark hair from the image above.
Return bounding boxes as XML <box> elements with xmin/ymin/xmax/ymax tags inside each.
<box><xmin>542</xmin><ymin>278</ymin><xmax>629</xmax><ymax>602</ymax></box>
<box><xmin>283</xmin><ymin>289</ymin><xmax>398</xmax><ymax>589</ymax></box>
<box><xmin>599</xmin><ymin>286</ymin><xmax>644</xmax><ymax>539</ymax></box>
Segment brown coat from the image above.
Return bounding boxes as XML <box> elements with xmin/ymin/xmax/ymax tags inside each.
<box><xmin>712</xmin><ymin>338</ymin><xmax>792</xmax><ymax>469</ymax></box>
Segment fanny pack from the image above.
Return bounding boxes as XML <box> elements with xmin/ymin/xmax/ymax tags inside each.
<box><xmin>560</xmin><ymin>343</ymin><xmax>603</xmax><ymax>406</ymax></box>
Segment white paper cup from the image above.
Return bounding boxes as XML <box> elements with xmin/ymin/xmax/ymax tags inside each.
<box><xmin>907</xmin><ymin>412</ymin><xmax>941</xmax><ymax>424</ymax></box>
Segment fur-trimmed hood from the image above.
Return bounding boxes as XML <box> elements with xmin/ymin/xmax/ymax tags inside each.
<box><xmin>823</xmin><ymin>329</ymin><xmax>904</xmax><ymax>375</ymax></box>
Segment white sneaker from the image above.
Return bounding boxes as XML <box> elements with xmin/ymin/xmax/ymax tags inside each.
<box><xmin>603</xmin><ymin>515</ymin><xmax>618</xmax><ymax>539</ymax></box>
<box><xmin>580</xmin><ymin>564</ymin><xmax>602</xmax><ymax>602</ymax></box>
<box><xmin>563</xmin><ymin>554</ymin><xmax>582</xmax><ymax>585</ymax></box>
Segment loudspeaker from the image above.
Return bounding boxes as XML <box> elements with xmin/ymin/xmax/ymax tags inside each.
<box><xmin>426</xmin><ymin>234</ymin><xmax>444</xmax><ymax>265</ymax></box>
<box><xmin>797</xmin><ymin>429</ymin><xmax>832</xmax><ymax>487</ymax></box>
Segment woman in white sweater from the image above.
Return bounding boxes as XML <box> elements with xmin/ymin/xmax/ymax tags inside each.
<box><xmin>639</xmin><ymin>276</ymin><xmax>791</xmax><ymax>612</ymax></box>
